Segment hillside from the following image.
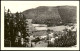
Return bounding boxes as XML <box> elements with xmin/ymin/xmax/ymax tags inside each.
<box><xmin>22</xmin><ymin>6</ymin><xmax>77</xmax><ymax>26</ymax></box>
<box><xmin>57</xmin><ymin>6</ymin><xmax>77</xmax><ymax>24</ymax></box>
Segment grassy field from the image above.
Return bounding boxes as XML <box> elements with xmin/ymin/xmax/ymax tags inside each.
<box><xmin>32</xmin><ymin>30</ymin><xmax>47</xmax><ymax>36</ymax></box>
<box><xmin>32</xmin><ymin>25</ymin><xmax>67</xmax><ymax>36</ymax></box>
<box><xmin>48</xmin><ymin>25</ymin><xmax>67</xmax><ymax>31</ymax></box>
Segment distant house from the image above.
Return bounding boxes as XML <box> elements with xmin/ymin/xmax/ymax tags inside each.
<box><xmin>26</xmin><ymin>19</ymin><xmax>32</xmax><ymax>24</ymax></box>
<box><xmin>25</xmin><ymin>19</ymin><xmax>35</xmax><ymax>32</ymax></box>
<box><xmin>66</xmin><ymin>23</ymin><xmax>77</xmax><ymax>31</ymax></box>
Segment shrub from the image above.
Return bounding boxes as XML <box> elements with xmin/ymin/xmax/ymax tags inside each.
<box><xmin>50</xmin><ymin>31</ymin><xmax>77</xmax><ymax>47</ymax></box>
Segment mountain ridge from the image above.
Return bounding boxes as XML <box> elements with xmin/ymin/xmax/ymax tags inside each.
<box><xmin>22</xmin><ymin>6</ymin><xmax>77</xmax><ymax>26</ymax></box>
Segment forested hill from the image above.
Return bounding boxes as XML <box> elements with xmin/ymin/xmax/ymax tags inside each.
<box><xmin>22</xmin><ymin>6</ymin><xmax>76</xmax><ymax>26</ymax></box>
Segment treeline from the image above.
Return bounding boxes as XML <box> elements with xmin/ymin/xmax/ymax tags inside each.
<box><xmin>4</xmin><ymin>9</ymin><xmax>29</xmax><ymax>47</ymax></box>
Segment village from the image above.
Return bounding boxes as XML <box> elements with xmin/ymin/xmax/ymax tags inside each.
<box><xmin>11</xmin><ymin>19</ymin><xmax>77</xmax><ymax>47</ymax></box>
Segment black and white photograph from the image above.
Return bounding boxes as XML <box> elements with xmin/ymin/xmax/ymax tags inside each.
<box><xmin>1</xmin><ymin>1</ymin><xmax>79</xmax><ymax>50</ymax></box>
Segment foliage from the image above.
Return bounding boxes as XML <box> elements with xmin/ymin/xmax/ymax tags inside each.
<box><xmin>52</xmin><ymin>31</ymin><xmax>77</xmax><ymax>47</ymax></box>
<box><xmin>4</xmin><ymin>9</ymin><xmax>29</xmax><ymax>47</ymax></box>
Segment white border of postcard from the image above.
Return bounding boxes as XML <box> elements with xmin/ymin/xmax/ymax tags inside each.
<box><xmin>1</xmin><ymin>1</ymin><xmax>79</xmax><ymax>50</ymax></box>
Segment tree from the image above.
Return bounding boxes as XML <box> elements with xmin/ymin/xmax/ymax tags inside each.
<box><xmin>4</xmin><ymin>9</ymin><xmax>11</xmax><ymax>39</ymax></box>
<box><xmin>4</xmin><ymin>9</ymin><xmax>29</xmax><ymax>47</ymax></box>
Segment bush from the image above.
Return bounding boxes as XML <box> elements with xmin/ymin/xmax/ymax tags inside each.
<box><xmin>50</xmin><ymin>31</ymin><xmax>77</xmax><ymax>47</ymax></box>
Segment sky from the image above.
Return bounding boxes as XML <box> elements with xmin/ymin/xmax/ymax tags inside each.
<box><xmin>2</xmin><ymin>1</ymin><xmax>79</xmax><ymax>13</ymax></box>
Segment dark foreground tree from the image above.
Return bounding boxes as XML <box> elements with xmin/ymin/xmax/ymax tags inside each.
<box><xmin>4</xmin><ymin>8</ymin><xmax>29</xmax><ymax>47</ymax></box>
